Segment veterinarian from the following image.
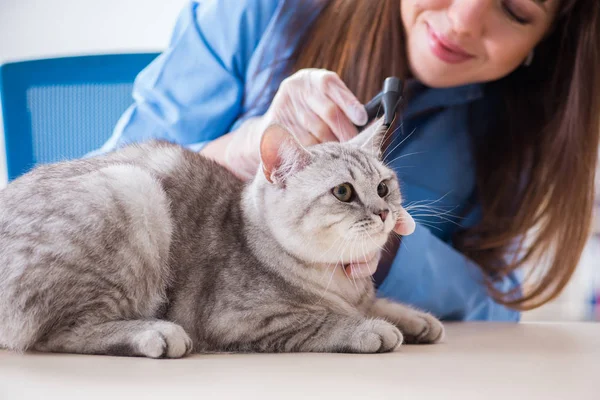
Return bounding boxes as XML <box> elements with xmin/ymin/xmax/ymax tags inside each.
<box><xmin>92</xmin><ymin>0</ymin><xmax>600</xmax><ymax>321</ymax></box>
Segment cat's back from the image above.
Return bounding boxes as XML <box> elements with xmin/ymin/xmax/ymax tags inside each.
<box><xmin>0</xmin><ymin>141</ymin><xmax>194</xmax><ymax>350</ymax></box>
<box><xmin>93</xmin><ymin>140</ymin><xmax>243</xmax><ymax>207</ymax></box>
<box><xmin>0</xmin><ymin>139</ymin><xmax>241</xmax><ymax>290</ymax></box>
<box><xmin>0</xmin><ymin>140</ymin><xmax>229</xmax><ymax>270</ymax></box>
<box><xmin>0</xmin><ymin>140</ymin><xmax>234</xmax><ymax>207</ymax></box>
<box><xmin>0</xmin><ymin>141</ymin><xmax>183</xmax><ymax>272</ymax></box>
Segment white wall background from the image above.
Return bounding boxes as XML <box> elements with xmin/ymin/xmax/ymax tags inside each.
<box><xmin>0</xmin><ymin>0</ymin><xmax>188</xmax><ymax>186</ymax></box>
<box><xmin>0</xmin><ymin>0</ymin><xmax>188</xmax><ymax>64</ymax></box>
<box><xmin>0</xmin><ymin>0</ymin><xmax>598</xmax><ymax>321</ymax></box>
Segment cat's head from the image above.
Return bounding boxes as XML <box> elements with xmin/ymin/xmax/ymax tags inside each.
<box><xmin>251</xmin><ymin>119</ymin><xmax>415</xmax><ymax>273</ymax></box>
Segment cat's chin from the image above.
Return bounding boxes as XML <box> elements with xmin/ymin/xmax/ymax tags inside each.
<box><xmin>311</xmin><ymin>249</ymin><xmax>380</xmax><ymax>271</ymax></box>
<box><xmin>359</xmin><ymin>229</ymin><xmax>393</xmax><ymax>247</ymax></box>
<box><xmin>339</xmin><ymin>251</ymin><xmax>380</xmax><ymax>267</ymax></box>
<box><xmin>342</xmin><ymin>251</ymin><xmax>380</xmax><ymax>278</ymax></box>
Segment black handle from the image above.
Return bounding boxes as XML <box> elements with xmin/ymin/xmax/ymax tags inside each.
<box><xmin>357</xmin><ymin>77</ymin><xmax>404</xmax><ymax>130</ymax></box>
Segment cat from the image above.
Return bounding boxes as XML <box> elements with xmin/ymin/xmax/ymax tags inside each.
<box><xmin>0</xmin><ymin>121</ymin><xmax>444</xmax><ymax>358</ymax></box>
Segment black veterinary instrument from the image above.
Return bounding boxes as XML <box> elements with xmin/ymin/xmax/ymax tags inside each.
<box><xmin>356</xmin><ymin>77</ymin><xmax>404</xmax><ymax>130</ymax></box>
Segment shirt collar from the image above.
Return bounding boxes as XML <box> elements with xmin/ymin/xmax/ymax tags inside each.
<box><xmin>402</xmin><ymin>79</ymin><xmax>484</xmax><ymax>120</ymax></box>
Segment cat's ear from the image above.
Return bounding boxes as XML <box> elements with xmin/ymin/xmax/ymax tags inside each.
<box><xmin>259</xmin><ymin>124</ymin><xmax>312</xmax><ymax>186</ymax></box>
<box><xmin>348</xmin><ymin>117</ymin><xmax>387</xmax><ymax>159</ymax></box>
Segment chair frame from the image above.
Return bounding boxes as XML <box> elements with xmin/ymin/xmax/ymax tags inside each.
<box><xmin>0</xmin><ymin>53</ymin><xmax>158</xmax><ymax>181</ymax></box>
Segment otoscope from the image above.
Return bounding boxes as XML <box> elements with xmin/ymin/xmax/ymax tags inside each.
<box><xmin>356</xmin><ymin>77</ymin><xmax>404</xmax><ymax>131</ymax></box>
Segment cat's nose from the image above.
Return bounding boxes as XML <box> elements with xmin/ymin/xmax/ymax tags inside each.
<box><xmin>376</xmin><ymin>210</ymin><xmax>389</xmax><ymax>222</ymax></box>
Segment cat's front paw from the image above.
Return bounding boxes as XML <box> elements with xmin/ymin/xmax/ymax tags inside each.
<box><xmin>400</xmin><ymin>312</ymin><xmax>445</xmax><ymax>344</ymax></box>
<box><xmin>348</xmin><ymin>319</ymin><xmax>403</xmax><ymax>353</ymax></box>
<box><xmin>134</xmin><ymin>321</ymin><xmax>193</xmax><ymax>358</ymax></box>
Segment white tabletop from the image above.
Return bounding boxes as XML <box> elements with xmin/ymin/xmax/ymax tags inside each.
<box><xmin>0</xmin><ymin>322</ymin><xmax>597</xmax><ymax>400</ymax></box>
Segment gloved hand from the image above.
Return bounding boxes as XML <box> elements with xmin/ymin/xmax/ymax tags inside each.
<box><xmin>224</xmin><ymin>69</ymin><xmax>369</xmax><ymax>179</ymax></box>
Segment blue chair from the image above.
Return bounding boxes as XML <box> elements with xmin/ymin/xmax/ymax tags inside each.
<box><xmin>0</xmin><ymin>53</ymin><xmax>159</xmax><ymax>181</ymax></box>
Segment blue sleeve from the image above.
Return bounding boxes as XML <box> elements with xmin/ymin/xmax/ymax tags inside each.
<box><xmin>90</xmin><ymin>0</ymin><xmax>282</xmax><ymax>156</ymax></box>
<box><xmin>377</xmin><ymin>223</ymin><xmax>521</xmax><ymax>322</ymax></box>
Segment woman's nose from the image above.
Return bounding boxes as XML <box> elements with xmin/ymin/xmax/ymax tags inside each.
<box><xmin>447</xmin><ymin>0</ymin><xmax>492</xmax><ymax>38</ymax></box>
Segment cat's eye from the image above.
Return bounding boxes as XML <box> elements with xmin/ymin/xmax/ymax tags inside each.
<box><xmin>332</xmin><ymin>183</ymin><xmax>354</xmax><ymax>202</ymax></box>
<box><xmin>377</xmin><ymin>182</ymin><xmax>389</xmax><ymax>198</ymax></box>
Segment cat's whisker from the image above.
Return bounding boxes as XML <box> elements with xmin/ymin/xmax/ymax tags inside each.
<box><xmin>408</xmin><ymin>208</ymin><xmax>460</xmax><ymax>216</ymax></box>
<box><xmin>322</xmin><ymin>236</ymin><xmax>345</xmax><ymax>257</ymax></box>
<box><xmin>404</xmin><ymin>191</ymin><xmax>454</xmax><ymax>209</ymax></box>
<box><xmin>378</xmin><ymin>114</ymin><xmax>399</xmax><ymax>156</ymax></box>
<box><xmin>347</xmin><ymin>237</ymin><xmax>356</xmax><ymax>289</ymax></box>
<box><xmin>382</xmin><ymin>124</ymin><xmax>410</xmax><ymax>161</ymax></box>
<box><xmin>360</xmin><ymin>238</ymin><xmax>374</xmax><ymax>278</ymax></box>
<box><xmin>363</xmin><ymin>229</ymin><xmax>387</xmax><ymax>255</ymax></box>
<box><xmin>405</xmin><ymin>200</ymin><xmax>456</xmax><ymax>208</ymax></box>
<box><xmin>405</xmin><ymin>208</ymin><xmax>463</xmax><ymax>220</ymax></box>
<box><xmin>407</xmin><ymin>213</ymin><xmax>464</xmax><ymax>225</ymax></box>
<box><xmin>341</xmin><ymin>249</ymin><xmax>352</xmax><ymax>281</ymax></box>
<box><xmin>382</xmin><ymin>235</ymin><xmax>396</xmax><ymax>255</ymax></box>
<box><xmin>410</xmin><ymin>215</ymin><xmax>460</xmax><ymax>223</ymax></box>
<box><xmin>410</xmin><ymin>214</ymin><xmax>464</xmax><ymax>227</ymax></box>
<box><xmin>412</xmin><ymin>220</ymin><xmax>444</xmax><ymax>232</ymax></box>
<box><xmin>319</xmin><ymin>262</ymin><xmax>341</xmax><ymax>295</ymax></box>
<box><xmin>348</xmin><ymin>237</ymin><xmax>360</xmax><ymax>293</ymax></box>
<box><xmin>327</xmin><ymin>236</ymin><xmax>349</xmax><ymax>278</ymax></box>
<box><xmin>404</xmin><ymin>198</ymin><xmax>438</xmax><ymax>207</ymax></box>
<box><xmin>403</xmin><ymin>193</ymin><xmax>466</xmax><ymax>228</ymax></box>
<box><xmin>406</xmin><ymin>203</ymin><xmax>464</xmax><ymax>225</ymax></box>
<box><xmin>316</xmin><ymin>236</ymin><xmax>345</xmax><ymax>281</ymax></box>
<box><xmin>391</xmin><ymin>231</ymin><xmax>411</xmax><ymax>252</ymax></box>
<box><xmin>384</xmin><ymin>151</ymin><xmax>426</xmax><ymax>168</ymax></box>
<box><xmin>404</xmin><ymin>203</ymin><xmax>460</xmax><ymax>214</ymax></box>
<box><xmin>405</xmin><ymin>203</ymin><xmax>458</xmax><ymax>211</ymax></box>
<box><xmin>358</xmin><ymin>239</ymin><xmax>369</xmax><ymax>278</ymax></box>
<box><xmin>313</xmin><ymin>237</ymin><xmax>351</xmax><ymax>306</ymax></box>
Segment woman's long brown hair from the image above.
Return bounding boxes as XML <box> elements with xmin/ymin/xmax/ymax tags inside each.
<box><xmin>282</xmin><ymin>0</ymin><xmax>600</xmax><ymax>310</ymax></box>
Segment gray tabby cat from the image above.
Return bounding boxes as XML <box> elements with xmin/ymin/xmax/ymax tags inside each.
<box><xmin>0</xmin><ymin>121</ymin><xmax>443</xmax><ymax>358</ymax></box>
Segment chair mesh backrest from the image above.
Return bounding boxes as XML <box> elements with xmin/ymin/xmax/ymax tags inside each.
<box><xmin>0</xmin><ymin>53</ymin><xmax>158</xmax><ymax>181</ymax></box>
<box><xmin>27</xmin><ymin>82</ymin><xmax>133</xmax><ymax>164</ymax></box>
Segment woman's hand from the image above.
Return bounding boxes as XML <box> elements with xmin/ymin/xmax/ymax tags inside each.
<box><xmin>214</xmin><ymin>69</ymin><xmax>368</xmax><ymax>180</ymax></box>
<box><xmin>265</xmin><ymin>68</ymin><xmax>368</xmax><ymax>145</ymax></box>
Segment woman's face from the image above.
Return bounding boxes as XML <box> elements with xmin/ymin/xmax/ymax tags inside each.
<box><xmin>402</xmin><ymin>0</ymin><xmax>560</xmax><ymax>87</ymax></box>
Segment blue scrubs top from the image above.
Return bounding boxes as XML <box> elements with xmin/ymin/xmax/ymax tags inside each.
<box><xmin>92</xmin><ymin>0</ymin><xmax>521</xmax><ymax>321</ymax></box>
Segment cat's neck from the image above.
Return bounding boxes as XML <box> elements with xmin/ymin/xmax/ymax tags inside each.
<box><xmin>240</xmin><ymin>179</ymin><xmax>303</xmax><ymax>269</ymax></box>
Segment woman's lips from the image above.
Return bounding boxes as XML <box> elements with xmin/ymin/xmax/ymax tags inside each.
<box><xmin>426</xmin><ymin>23</ymin><xmax>474</xmax><ymax>64</ymax></box>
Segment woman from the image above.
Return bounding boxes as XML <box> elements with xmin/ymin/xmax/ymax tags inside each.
<box><xmin>94</xmin><ymin>0</ymin><xmax>600</xmax><ymax>321</ymax></box>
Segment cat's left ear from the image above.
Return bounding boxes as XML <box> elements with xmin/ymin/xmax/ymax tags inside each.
<box><xmin>348</xmin><ymin>117</ymin><xmax>387</xmax><ymax>159</ymax></box>
<box><xmin>260</xmin><ymin>124</ymin><xmax>312</xmax><ymax>186</ymax></box>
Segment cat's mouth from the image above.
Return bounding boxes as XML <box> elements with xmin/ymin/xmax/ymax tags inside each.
<box><xmin>342</xmin><ymin>252</ymin><xmax>380</xmax><ymax>278</ymax></box>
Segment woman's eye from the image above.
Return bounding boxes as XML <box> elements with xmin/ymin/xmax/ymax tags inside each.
<box><xmin>502</xmin><ymin>0</ymin><xmax>531</xmax><ymax>25</ymax></box>
<box><xmin>377</xmin><ymin>182</ymin><xmax>389</xmax><ymax>198</ymax></box>
<box><xmin>332</xmin><ymin>183</ymin><xmax>354</xmax><ymax>202</ymax></box>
